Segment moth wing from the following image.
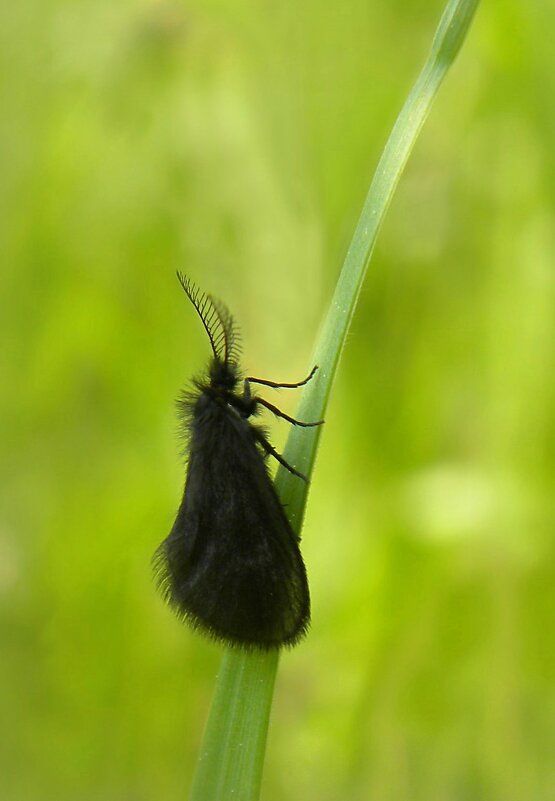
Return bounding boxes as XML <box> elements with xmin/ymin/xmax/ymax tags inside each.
<box><xmin>154</xmin><ymin>404</ymin><xmax>310</xmax><ymax>649</ymax></box>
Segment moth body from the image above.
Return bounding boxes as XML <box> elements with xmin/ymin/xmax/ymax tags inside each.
<box><xmin>153</xmin><ymin>274</ymin><xmax>321</xmax><ymax>650</ymax></box>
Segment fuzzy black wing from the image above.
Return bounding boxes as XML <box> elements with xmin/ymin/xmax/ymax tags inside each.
<box><xmin>154</xmin><ymin>394</ymin><xmax>310</xmax><ymax>649</ymax></box>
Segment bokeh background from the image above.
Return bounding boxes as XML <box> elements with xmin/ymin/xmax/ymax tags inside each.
<box><xmin>2</xmin><ymin>0</ymin><xmax>554</xmax><ymax>799</ymax></box>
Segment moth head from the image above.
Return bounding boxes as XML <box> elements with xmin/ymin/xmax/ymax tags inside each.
<box><xmin>209</xmin><ymin>357</ymin><xmax>239</xmax><ymax>391</ymax></box>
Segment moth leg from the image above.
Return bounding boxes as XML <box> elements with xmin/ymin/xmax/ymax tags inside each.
<box><xmin>254</xmin><ymin>430</ymin><xmax>308</xmax><ymax>482</ymax></box>
<box><xmin>254</xmin><ymin>397</ymin><xmax>324</xmax><ymax>428</ymax></box>
<box><xmin>246</xmin><ymin>365</ymin><xmax>318</xmax><ymax>390</ymax></box>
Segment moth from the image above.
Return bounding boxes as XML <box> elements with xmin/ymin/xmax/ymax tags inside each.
<box><xmin>153</xmin><ymin>273</ymin><xmax>322</xmax><ymax>650</ymax></box>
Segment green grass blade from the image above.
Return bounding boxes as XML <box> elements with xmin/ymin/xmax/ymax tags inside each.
<box><xmin>277</xmin><ymin>0</ymin><xmax>481</xmax><ymax>525</ymax></box>
<box><xmin>189</xmin><ymin>649</ymin><xmax>279</xmax><ymax>801</ymax></box>
<box><xmin>189</xmin><ymin>2</ymin><xmax>480</xmax><ymax>800</ymax></box>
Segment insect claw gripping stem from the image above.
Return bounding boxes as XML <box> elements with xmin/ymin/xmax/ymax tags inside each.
<box><xmin>254</xmin><ymin>430</ymin><xmax>309</xmax><ymax>482</ymax></box>
<box><xmin>246</xmin><ymin>365</ymin><xmax>323</xmax><ymax>428</ymax></box>
<box><xmin>246</xmin><ymin>365</ymin><xmax>319</xmax><ymax>390</ymax></box>
<box><xmin>255</xmin><ymin>397</ymin><xmax>324</xmax><ymax>428</ymax></box>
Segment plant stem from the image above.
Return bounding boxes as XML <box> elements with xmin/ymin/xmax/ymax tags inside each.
<box><xmin>189</xmin><ymin>2</ymin><xmax>480</xmax><ymax>800</ymax></box>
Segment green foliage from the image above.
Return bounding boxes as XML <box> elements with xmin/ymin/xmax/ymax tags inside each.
<box><xmin>1</xmin><ymin>1</ymin><xmax>554</xmax><ymax>800</ymax></box>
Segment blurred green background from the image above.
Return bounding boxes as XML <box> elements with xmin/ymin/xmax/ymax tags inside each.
<box><xmin>2</xmin><ymin>0</ymin><xmax>554</xmax><ymax>799</ymax></box>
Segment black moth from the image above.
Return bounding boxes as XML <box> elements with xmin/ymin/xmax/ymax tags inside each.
<box><xmin>153</xmin><ymin>273</ymin><xmax>322</xmax><ymax>650</ymax></box>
